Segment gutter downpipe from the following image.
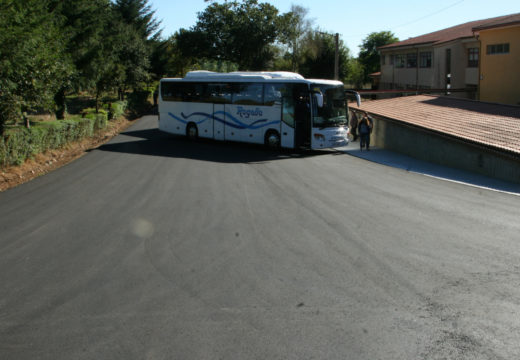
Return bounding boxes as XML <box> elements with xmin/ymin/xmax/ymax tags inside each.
<box><xmin>416</xmin><ymin>47</ymin><xmax>419</xmax><ymax>94</ymax></box>
<box><xmin>474</xmin><ymin>30</ymin><xmax>482</xmax><ymax>101</ymax></box>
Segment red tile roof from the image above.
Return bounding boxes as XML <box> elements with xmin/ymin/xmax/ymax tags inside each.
<box><xmin>473</xmin><ymin>13</ymin><xmax>520</xmax><ymax>31</ymax></box>
<box><xmin>350</xmin><ymin>95</ymin><xmax>520</xmax><ymax>156</ymax></box>
<box><xmin>379</xmin><ymin>13</ymin><xmax>520</xmax><ymax>50</ymax></box>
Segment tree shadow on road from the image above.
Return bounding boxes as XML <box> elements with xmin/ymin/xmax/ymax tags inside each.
<box><xmin>94</xmin><ymin>128</ymin><xmax>334</xmax><ymax>164</ymax></box>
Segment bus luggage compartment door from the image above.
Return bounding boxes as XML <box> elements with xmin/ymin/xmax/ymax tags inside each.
<box><xmin>214</xmin><ymin>104</ymin><xmax>225</xmax><ymax>141</ymax></box>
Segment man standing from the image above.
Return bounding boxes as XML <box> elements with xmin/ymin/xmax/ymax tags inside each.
<box><xmin>357</xmin><ymin>112</ymin><xmax>373</xmax><ymax>151</ymax></box>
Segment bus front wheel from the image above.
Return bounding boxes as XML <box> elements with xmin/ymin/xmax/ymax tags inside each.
<box><xmin>186</xmin><ymin>123</ymin><xmax>198</xmax><ymax>140</ymax></box>
<box><xmin>265</xmin><ymin>130</ymin><xmax>281</xmax><ymax>149</ymax></box>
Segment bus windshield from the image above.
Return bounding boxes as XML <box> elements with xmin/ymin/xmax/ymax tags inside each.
<box><xmin>311</xmin><ymin>84</ymin><xmax>348</xmax><ymax>128</ymax></box>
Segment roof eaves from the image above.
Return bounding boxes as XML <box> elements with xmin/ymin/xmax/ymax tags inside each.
<box><xmin>473</xmin><ymin>20</ymin><xmax>520</xmax><ymax>31</ymax></box>
<box><xmin>432</xmin><ymin>35</ymin><xmax>477</xmax><ymax>46</ymax></box>
<box><xmin>378</xmin><ymin>41</ymin><xmax>435</xmax><ymax>51</ymax></box>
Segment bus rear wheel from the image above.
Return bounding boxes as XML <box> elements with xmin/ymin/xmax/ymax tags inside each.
<box><xmin>264</xmin><ymin>130</ymin><xmax>281</xmax><ymax>149</ymax></box>
<box><xmin>186</xmin><ymin>123</ymin><xmax>198</xmax><ymax>140</ymax></box>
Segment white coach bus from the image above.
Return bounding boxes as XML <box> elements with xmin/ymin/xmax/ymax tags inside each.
<box><xmin>158</xmin><ymin>71</ymin><xmax>360</xmax><ymax>149</ymax></box>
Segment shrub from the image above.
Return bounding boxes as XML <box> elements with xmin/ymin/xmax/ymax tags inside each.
<box><xmin>0</xmin><ymin>98</ymin><xmax>129</xmax><ymax>167</ymax></box>
<box><xmin>81</xmin><ymin>107</ymin><xmax>107</xmax><ymax>117</ymax></box>
<box><xmin>0</xmin><ymin>115</ymin><xmax>105</xmax><ymax>167</ymax></box>
<box><xmin>127</xmin><ymin>90</ymin><xmax>152</xmax><ymax>118</ymax></box>
<box><xmin>103</xmin><ymin>100</ymin><xmax>127</xmax><ymax>120</ymax></box>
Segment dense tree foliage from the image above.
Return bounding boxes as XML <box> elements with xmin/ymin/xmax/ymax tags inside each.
<box><xmin>0</xmin><ymin>0</ymin><xmax>161</xmax><ymax>130</ymax></box>
<box><xmin>345</xmin><ymin>59</ymin><xmax>365</xmax><ymax>89</ymax></box>
<box><xmin>173</xmin><ymin>1</ymin><xmax>356</xmax><ymax>81</ymax></box>
<box><xmin>177</xmin><ymin>0</ymin><xmax>290</xmax><ymax>70</ymax></box>
<box><xmin>0</xmin><ymin>0</ymin><xmax>72</xmax><ymax>129</ymax></box>
<box><xmin>279</xmin><ymin>5</ymin><xmax>314</xmax><ymax>72</ymax></box>
<box><xmin>0</xmin><ymin>0</ymin><xmax>393</xmax><ymax>133</ymax></box>
<box><xmin>113</xmin><ymin>0</ymin><xmax>161</xmax><ymax>41</ymax></box>
<box><xmin>298</xmin><ymin>32</ymin><xmax>351</xmax><ymax>81</ymax></box>
<box><xmin>358</xmin><ymin>31</ymin><xmax>399</xmax><ymax>82</ymax></box>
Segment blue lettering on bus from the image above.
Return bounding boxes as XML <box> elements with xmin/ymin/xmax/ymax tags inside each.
<box><xmin>168</xmin><ymin>111</ymin><xmax>279</xmax><ymax>130</ymax></box>
<box><xmin>236</xmin><ymin>107</ymin><xmax>263</xmax><ymax>118</ymax></box>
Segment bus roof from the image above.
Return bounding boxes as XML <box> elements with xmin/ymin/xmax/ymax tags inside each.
<box><xmin>307</xmin><ymin>79</ymin><xmax>344</xmax><ymax>86</ymax></box>
<box><xmin>161</xmin><ymin>71</ymin><xmax>343</xmax><ymax>86</ymax></box>
<box><xmin>184</xmin><ymin>70</ymin><xmax>304</xmax><ymax>80</ymax></box>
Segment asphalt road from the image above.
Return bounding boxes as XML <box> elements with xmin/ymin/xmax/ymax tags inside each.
<box><xmin>1</xmin><ymin>115</ymin><xmax>519</xmax><ymax>359</ymax></box>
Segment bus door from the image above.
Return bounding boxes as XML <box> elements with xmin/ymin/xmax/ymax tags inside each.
<box><xmin>294</xmin><ymin>84</ymin><xmax>311</xmax><ymax>148</ymax></box>
<box><xmin>213</xmin><ymin>104</ymin><xmax>225</xmax><ymax>140</ymax></box>
<box><xmin>208</xmin><ymin>84</ymin><xmax>228</xmax><ymax>141</ymax></box>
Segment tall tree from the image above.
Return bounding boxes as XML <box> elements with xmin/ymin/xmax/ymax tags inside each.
<box><xmin>112</xmin><ymin>0</ymin><xmax>161</xmax><ymax>93</ymax></box>
<box><xmin>50</xmin><ymin>0</ymin><xmax>113</xmax><ymax>116</ymax></box>
<box><xmin>112</xmin><ymin>21</ymin><xmax>151</xmax><ymax>91</ymax></box>
<box><xmin>113</xmin><ymin>0</ymin><xmax>161</xmax><ymax>40</ymax></box>
<box><xmin>299</xmin><ymin>32</ymin><xmax>351</xmax><ymax>81</ymax></box>
<box><xmin>358</xmin><ymin>31</ymin><xmax>398</xmax><ymax>82</ymax></box>
<box><xmin>162</xmin><ymin>35</ymin><xmax>191</xmax><ymax>77</ymax></box>
<box><xmin>278</xmin><ymin>5</ymin><xmax>314</xmax><ymax>72</ymax></box>
<box><xmin>149</xmin><ymin>39</ymin><xmax>169</xmax><ymax>79</ymax></box>
<box><xmin>0</xmin><ymin>0</ymin><xmax>72</xmax><ymax>130</ymax></box>
<box><xmin>345</xmin><ymin>59</ymin><xmax>365</xmax><ymax>89</ymax></box>
<box><xmin>180</xmin><ymin>0</ymin><xmax>289</xmax><ymax>70</ymax></box>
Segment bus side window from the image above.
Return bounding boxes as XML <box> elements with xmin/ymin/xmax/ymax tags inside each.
<box><xmin>161</xmin><ymin>82</ymin><xmax>171</xmax><ymax>101</ymax></box>
<box><xmin>206</xmin><ymin>83</ymin><xmax>226</xmax><ymax>103</ymax></box>
<box><xmin>183</xmin><ymin>83</ymin><xmax>205</xmax><ymax>102</ymax></box>
<box><xmin>161</xmin><ymin>82</ymin><xmax>181</xmax><ymax>101</ymax></box>
<box><xmin>281</xmin><ymin>84</ymin><xmax>295</xmax><ymax>128</ymax></box>
<box><xmin>181</xmin><ymin>83</ymin><xmax>193</xmax><ymax>102</ymax></box>
<box><xmin>232</xmin><ymin>83</ymin><xmax>263</xmax><ymax>105</ymax></box>
<box><xmin>221</xmin><ymin>83</ymin><xmax>234</xmax><ymax>104</ymax></box>
<box><xmin>264</xmin><ymin>84</ymin><xmax>282</xmax><ymax>106</ymax></box>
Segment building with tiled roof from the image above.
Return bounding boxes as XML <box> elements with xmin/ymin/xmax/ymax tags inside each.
<box><xmin>378</xmin><ymin>13</ymin><xmax>520</xmax><ymax>105</ymax></box>
<box><xmin>350</xmin><ymin>95</ymin><xmax>520</xmax><ymax>183</ymax></box>
<box><xmin>353</xmin><ymin>95</ymin><xmax>520</xmax><ymax>155</ymax></box>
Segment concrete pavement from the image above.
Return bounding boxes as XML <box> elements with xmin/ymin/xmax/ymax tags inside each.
<box><xmin>336</xmin><ymin>140</ymin><xmax>520</xmax><ymax>196</ymax></box>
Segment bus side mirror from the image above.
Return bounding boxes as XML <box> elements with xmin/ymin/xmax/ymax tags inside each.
<box><xmin>313</xmin><ymin>92</ymin><xmax>324</xmax><ymax>108</ymax></box>
<box><xmin>355</xmin><ymin>93</ymin><xmax>361</xmax><ymax>107</ymax></box>
<box><xmin>345</xmin><ymin>90</ymin><xmax>361</xmax><ymax>107</ymax></box>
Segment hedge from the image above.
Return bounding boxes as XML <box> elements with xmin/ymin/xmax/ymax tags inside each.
<box><xmin>0</xmin><ymin>100</ymin><xmax>127</xmax><ymax>167</ymax></box>
<box><xmin>105</xmin><ymin>100</ymin><xmax>127</xmax><ymax>120</ymax></box>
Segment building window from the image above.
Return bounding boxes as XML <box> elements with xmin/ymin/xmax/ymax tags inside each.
<box><xmin>419</xmin><ymin>52</ymin><xmax>432</xmax><ymax>68</ymax></box>
<box><xmin>381</xmin><ymin>55</ymin><xmax>386</xmax><ymax>65</ymax></box>
<box><xmin>467</xmin><ymin>48</ymin><xmax>479</xmax><ymax>67</ymax></box>
<box><xmin>390</xmin><ymin>54</ymin><xmax>394</xmax><ymax>65</ymax></box>
<box><xmin>395</xmin><ymin>54</ymin><xmax>405</xmax><ymax>68</ymax></box>
<box><xmin>486</xmin><ymin>43</ymin><xmax>509</xmax><ymax>55</ymax></box>
<box><xmin>406</xmin><ymin>53</ymin><xmax>417</xmax><ymax>68</ymax></box>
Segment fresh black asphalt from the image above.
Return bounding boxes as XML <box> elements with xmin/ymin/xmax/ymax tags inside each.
<box><xmin>1</xmin><ymin>115</ymin><xmax>519</xmax><ymax>359</ymax></box>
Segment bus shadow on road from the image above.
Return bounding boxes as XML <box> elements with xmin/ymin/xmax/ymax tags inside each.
<box><xmin>95</xmin><ymin>128</ymin><xmax>331</xmax><ymax>163</ymax></box>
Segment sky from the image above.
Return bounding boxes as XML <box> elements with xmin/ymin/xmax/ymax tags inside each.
<box><xmin>150</xmin><ymin>0</ymin><xmax>519</xmax><ymax>57</ymax></box>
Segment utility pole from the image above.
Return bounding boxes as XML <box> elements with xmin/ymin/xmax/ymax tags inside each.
<box><xmin>334</xmin><ymin>33</ymin><xmax>339</xmax><ymax>80</ymax></box>
<box><xmin>318</xmin><ymin>31</ymin><xmax>340</xmax><ymax>80</ymax></box>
